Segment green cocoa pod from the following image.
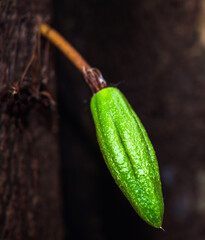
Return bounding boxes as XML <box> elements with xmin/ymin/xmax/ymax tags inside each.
<box><xmin>90</xmin><ymin>87</ymin><xmax>164</xmax><ymax>228</ymax></box>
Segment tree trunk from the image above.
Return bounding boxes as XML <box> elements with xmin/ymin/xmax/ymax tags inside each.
<box><xmin>0</xmin><ymin>0</ymin><xmax>63</xmax><ymax>239</ymax></box>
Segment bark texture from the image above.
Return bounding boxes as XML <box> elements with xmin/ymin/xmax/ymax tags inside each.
<box><xmin>0</xmin><ymin>1</ymin><xmax>63</xmax><ymax>239</ymax></box>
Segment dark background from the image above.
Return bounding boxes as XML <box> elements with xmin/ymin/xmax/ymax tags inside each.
<box><xmin>53</xmin><ymin>0</ymin><xmax>205</xmax><ymax>239</ymax></box>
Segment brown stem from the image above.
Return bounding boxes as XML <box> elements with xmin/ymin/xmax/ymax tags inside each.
<box><xmin>83</xmin><ymin>68</ymin><xmax>107</xmax><ymax>93</ymax></box>
<box><xmin>40</xmin><ymin>23</ymin><xmax>107</xmax><ymax>93</ymax></box>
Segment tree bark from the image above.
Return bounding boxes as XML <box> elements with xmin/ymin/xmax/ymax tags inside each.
<box><xmin>0</xmin><ymin>0</ymin><xmax>63</xmax><ymax>239</ymax></box>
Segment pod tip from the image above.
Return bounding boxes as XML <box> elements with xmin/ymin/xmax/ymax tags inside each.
<box><xmin>159</xmin><ymin>226</ymin><xmax>165</xmax><ymax>232</ymax></box>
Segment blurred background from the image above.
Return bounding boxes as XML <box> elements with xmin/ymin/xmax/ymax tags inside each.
<box><xmin>53</xmin><ymin>0</ymin><xmax>205</xmax><ymax>239</ymax></box>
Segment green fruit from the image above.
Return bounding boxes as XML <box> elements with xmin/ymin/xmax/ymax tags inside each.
<box><xmin>90</xmin><ymin>87</ymin><xmax>164</xmax><ymax>228</ymax></box>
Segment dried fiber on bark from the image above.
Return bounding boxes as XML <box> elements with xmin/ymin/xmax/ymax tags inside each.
<box><xmin>0</xmin><ymin>0</ymin><xmax>63</xmax><ymax>239</ymax></box>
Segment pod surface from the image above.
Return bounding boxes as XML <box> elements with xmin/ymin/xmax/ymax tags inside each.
<box><xmin>90</xmin><ymin>87</ymin><xmax>164</xmax><ymax>228</ymax></box>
